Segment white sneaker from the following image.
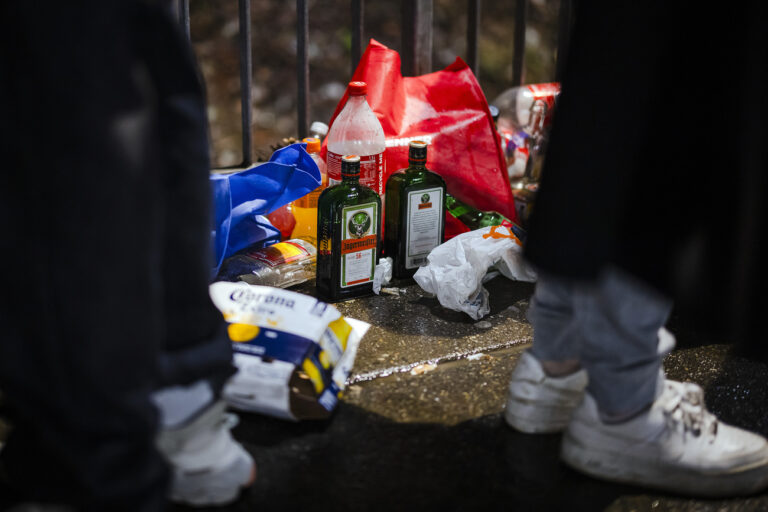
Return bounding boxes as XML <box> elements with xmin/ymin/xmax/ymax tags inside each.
<box><xmin>561</xmin><ymin>380</ymin><xmax>768</xmax><ymax>497</ymax></box>
<box><xmin>157</xmin><ymin>401</ymin><xmax>255</xmax><ymax>507</ymax></box>
<box><xmin>504</xmin><ymin>350</ymin><xmax>589</xmax><ymax>433</ymax></box>
<box><xmin>505</xmin><ymin>327</ymin><xmax>676</xmax><ymax>434</ymax></box>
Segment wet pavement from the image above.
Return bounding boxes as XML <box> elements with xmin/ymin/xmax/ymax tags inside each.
<box><xmin>167</xmin><ymin>276</ymin><xmax>768</xmax><ymax>512</ymax></box>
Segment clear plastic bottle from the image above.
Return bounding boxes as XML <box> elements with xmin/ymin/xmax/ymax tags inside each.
<box><xmin>493</xmin><ymin>82</ymin><xmax>561</xmax><ymax>137</ymax></box>
<box><xmin>309</xmin><ymin>121</ymin><xmax>329</xmax><ymax>142</ymax></box>
<box><xmin>325</xmin><ymin>81</ymin><xmax>386</xmax><ymax>196</ymax></box>
<box><xmin>291</xmin><ymin>137</ymin><xmax>328</xmax><ymax>247</ymax></box>
<box><xmin>216</xmin><ymin>239</ymin><xmax>317</xmax><ymax>288</ymax></box>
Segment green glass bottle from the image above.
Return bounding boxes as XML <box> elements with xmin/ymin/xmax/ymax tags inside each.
<box><xmin>445</xmin><ymin>193</ymin><xmax>527</xmax><ymax>242</ymax></box>
<box><xmin>384</xmin><ymin>141</ymin><xmax>446</xmax><ymax>278</ymax></box>
<box><xmin>316</xmin><ymin>155</ymin><xmax>381</xmax><ymax>301</ymax></box>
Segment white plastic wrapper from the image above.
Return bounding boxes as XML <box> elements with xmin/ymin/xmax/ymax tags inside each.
<box><xmin>413</xmin><ymin>225</ymin><xmax>537</xmax><ymax>320</ymax></box>
<box><xmin>373</xmin><ymin>257</ymin><xmax>393</xmax><ymax>295</ymax></box>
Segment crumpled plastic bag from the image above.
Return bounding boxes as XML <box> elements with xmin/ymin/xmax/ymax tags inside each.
<box><xmin>413</xmin><ymin>225</ymin><xmax>537</xmax><ymax>320</ymax></box>
<box><xmin>373</xmin><ymin>257</ymin><xmax>393</xmax><ymax>295</ymax></box>
<box><xmin>210</xmin><ymin>143</ymin><xmax>321</xmax><ymax>278</ymax></box>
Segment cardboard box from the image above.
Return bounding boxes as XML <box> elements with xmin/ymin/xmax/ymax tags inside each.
<box><xmin>209</xmin><ymin>282</ymin><xmax>369</xmax><ymax>420</ymax></box>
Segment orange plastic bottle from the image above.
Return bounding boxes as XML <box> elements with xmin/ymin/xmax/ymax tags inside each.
<box><xmin>290</xmin><ymin>137</ymin><xmax>327</xmax><ymax>247</ymax></box>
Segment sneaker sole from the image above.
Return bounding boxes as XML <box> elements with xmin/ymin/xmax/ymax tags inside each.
<box><xmin>561</xmin><ymin>430</ymin><xmax>768</xmax><ymax>497</ymax></box>
<box><xmin>504</xmin><ymin>398</ymin><xmax>572</xmax><ymax>434</ymax></box>
<box><xmin>170</xmin><ymin>443</ymin><xmax>255</xmax><ymax>507</ymax></box>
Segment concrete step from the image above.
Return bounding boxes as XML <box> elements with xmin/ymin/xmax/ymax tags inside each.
<box><xmin>202</xmin><ymin>278</ymin><xmax>768</xmax><ymax>511</ymax></box>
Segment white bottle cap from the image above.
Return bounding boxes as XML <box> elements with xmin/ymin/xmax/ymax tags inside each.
<box><xmin>310</xmin><ymin>121</ymin><xmax>329</xmax><ymax>137</ymax></box>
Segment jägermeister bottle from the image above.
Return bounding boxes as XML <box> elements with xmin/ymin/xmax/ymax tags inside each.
<box><xmin>316</xmin><ymin>155</ymin><xmax>381</xmax><ymax>301</ymax></box>
<box><xmin>445</xmin><ymin>193</ymin><xmax>527</xmax><ymax>242</ymax></box>
<box><xmin>384</xmin><ymin>141</ymin><xmax>446</xmax><ymax>278</ymax></box>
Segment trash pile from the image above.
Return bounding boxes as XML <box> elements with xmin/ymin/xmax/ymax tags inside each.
<box><xmin>493</xmin><ymin>82</ymin><xmax>561</xmax><ymax>229</ymax></box>
<box><xmin>210</xmin><ymin>40</ymin><xmax>559</xmax><ymax>420</ymax></box>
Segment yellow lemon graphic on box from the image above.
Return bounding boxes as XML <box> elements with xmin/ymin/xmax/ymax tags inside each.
<box><xmin>327</xmin><ymin>317</ymin><xmax>352</xmax><ymax>350</ymax></box>
<box><xmin>227</xmin><ymin>323</ymin><xmax>260</xmax><ymax>342</ymax></box>
<box><xmin>301</xmin><ymin>359</ymin><xmax>324</xmax><ymax>394</ymax></box>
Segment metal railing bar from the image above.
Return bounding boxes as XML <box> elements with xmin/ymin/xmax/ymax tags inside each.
<box><xmin>401</xmin><ymin>0</ymin><xmax>433</xmax><ymax>76</ymax></box>
<box><xmin>297</xmin><ymin>0</ymin><xmax>309</xmax><ymax>138</ymax></box>
<box><xmin>466</xmin><ymin>0</ymin><xmax>480</xmax><ymax>77</ymax></box>
<box><xmin>178</xmin><ymin>0</ymin><xmax>190</xmax><ymax>40</ymax></box>
<box><xmin>512</xmin><ymin>0</ymin><xmax>527</xmax><ymax>86</ymax></box>
<box><xmin>351</xmin><ymin>0</ymin><xmax>364</xmax><ymax>76</ymax></box>
<box><xmin>555</xmin><ymin>0</ymin><xmax>572</xmax><ymax>83</ymax></box>
<box><xmin>238</xmin><ymin>0</ymin><xmax>253</xmax><ymax>166</ymax></box>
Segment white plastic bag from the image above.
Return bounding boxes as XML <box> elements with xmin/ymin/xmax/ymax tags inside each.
<box><xmin>413</xmin><ymin>225</ymin><xmax>537</xmax><ymax>320</ymax></box>
<box><xmin>373</xmin><ymin>257</ymin><xmax>393</xmax><ymax>295</ymax></box>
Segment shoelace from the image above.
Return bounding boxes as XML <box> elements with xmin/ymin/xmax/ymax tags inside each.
<box><xmin>661</xmin><ymin>381</ymin><xmax>718</xmax><ymax>440</ymax></box>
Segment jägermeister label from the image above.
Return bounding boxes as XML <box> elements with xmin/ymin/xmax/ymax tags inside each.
<box><xmin>341</xmin><ymin>203</ymin><xmax>378</xmax><ymax>287</ymax></box>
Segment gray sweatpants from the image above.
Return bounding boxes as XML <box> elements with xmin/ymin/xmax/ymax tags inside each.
<box><xmin>529</xmin><ymin>268</ymin><xmax>673</xmax><ymax>418</ymax></box>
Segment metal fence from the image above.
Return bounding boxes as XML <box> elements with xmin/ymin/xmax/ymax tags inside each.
<box><xmin>175</xmin><ymin>0</ymin><xmax>572</xmax><ymax>169</ymax></box>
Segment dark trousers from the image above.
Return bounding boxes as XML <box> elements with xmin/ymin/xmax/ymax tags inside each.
<box><xmin>0</xmin><ymin>2</ymin><xmax>233</xmax><ymax>509</ymax></box>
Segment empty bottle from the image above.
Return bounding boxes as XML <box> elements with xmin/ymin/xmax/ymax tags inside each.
<box><xmin>291</xmin><ymin>137</ymin><xmax>328</xmax><ymax>247</ymax></box>
<box><xmin>492</xmin><ymin>82</ymin><xmax>561</xmax><ymax>137</ymax></box>
<box><xmin>495</xmin><ymin>83</ymin><xmax>560</xmax><ymax>229</ymax></box>
<box><xmin>316</xmin><ymin>155</ymin><xmax>381</xmax><ymax>302</ymax></box>
<box><xmin>309</xmin><ymin>121</ymin><xmax>329</xmax><ymax>142</ymax></box>
<box><xmin>325</xmin><ymin>81</ymin><xmax>386</xmax><ymax>195</ymax></box>
<box><xmin>216</xmin><ymin>239</ymin><xmax>317</xmax><ymax>288</ymax></box>
<box><xmin>384</xmin><ymin>141</ymin><xmax>446</xmax><ymax>278</ymax></box>
<box><xmin>445</xmin><ymin>193</ymin><xmax>526</xmax><ymax>242</ymax></box>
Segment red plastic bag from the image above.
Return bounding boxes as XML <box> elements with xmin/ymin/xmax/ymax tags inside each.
<box><xmin>324</xmin><ymin>40</ymin><xmax>516</xmax><ymax>239</ymax></box>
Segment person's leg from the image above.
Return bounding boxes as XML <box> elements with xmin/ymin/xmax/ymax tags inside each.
<box><xmin>561</xmin><ymin>268</ymin><xmax>768</xmax><ymax>496</ymax></box>
<box><xmin>0</xmin><ymin>3</ymin><xmax>175</xmax><ymax>509</ymax></box>
<box><xmin>0</xmin><ymin>2</ymin><xmax>254</xmax><ymax>508</ymax></box>
<box><xmin>576</xmin><ymin>268</ymin><xmax>672</xmax><ymax>421</ymax></box>
<box><xmin>505</xmin><ymin>274</ymin><xmax>588</xmax><ymax>433</ymax></box>
<box><xmin>151</xmin><ymin>383</ymin><xmax>255</xmax><ymax>507</ymax></box>
<box><xmin>528</xmin><ymin>273</ymin><xmax>584</xmax><ymax>375</ymax></box>
<box><xmin>137</xmin><ymin>6</ymin><xmax>255</xmax><ymax>505</ymax></box>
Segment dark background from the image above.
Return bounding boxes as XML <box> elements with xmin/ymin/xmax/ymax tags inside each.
<box><xmin>188</xmin><ymin>0</ymin><xmax>561</xmax><ymax>167</ymax></box>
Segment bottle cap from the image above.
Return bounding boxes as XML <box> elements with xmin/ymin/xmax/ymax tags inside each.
<box><xmin>341</xmin><ymin>155</ymin><xmax>361</xmax><ymax>177</ymax></box>
<box><xmin>309</xmin><ymin>121</ymin><xmax>329</xmax><ymax>137</ymax></box>
<box><xmin>348</xmin><ymin>81</ymin><xmax>368</xmax><ymax>96</ymax></box>
<box><xmin>489</xmin><ymin>105</ymin><xmax>500</xmax><ymax>122</ymax></box>
<box><xmin>302</xmin><ymin>137</ymin><xmax>321</xmax><ymax>153</ymax></box>
<box><xmin>408</xmin><ymin>140</ymin><xmax>428</xmax><ymax>164</ymax></box>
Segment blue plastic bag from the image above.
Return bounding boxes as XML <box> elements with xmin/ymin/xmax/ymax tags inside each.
<box><xmin>210</xmin><ymin>143</ymin><xmax>321</xmax><ymax>277</ymax></box>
